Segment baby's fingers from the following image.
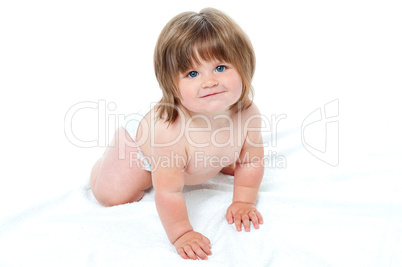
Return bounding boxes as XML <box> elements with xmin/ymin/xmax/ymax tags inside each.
<box><xmin>234</xmin><ymin>214</ymin><xmax>242</xmax><ymax>231</ymax></box>
<box><xmin>202</xmin><ymin>236</ymin><xmax>212</xmax><ymax>249</ymax></box>
<box><xmin>183</xmin><ymin>243</ymin><xmax>210</xmax><ymax>261</ymax></box>
<box><xmin>194</xmin><ymin>242</ymin><xmax>211</xmax><ymax>260</ymax></box>
<box><xmin>184</xmin><ymin>245</ymin><xmax>198</xmax><ymax>260</ymax></box>
<box><xmin>242</xmin><ymin>214</ymin><xmax>251</xmax><ymax>232</ymax></box>
<box><xmin>255</xmin><ymin>210</ymin><xmax>264</xmax><ymax>224</ymax></box>
<box><xmin>177</xmin><ymin>247</ymin><xmax>190</xmax><ymax>260</ymax></box>
<box><xmin>226</xmin><ymin>209</ymin><xmax>234</xmax><ymax>224</ymax></box>
<box><xmin>249</xmin><ymin>211</ymin><xmax>259</xmax><ymax>229</ymax></box>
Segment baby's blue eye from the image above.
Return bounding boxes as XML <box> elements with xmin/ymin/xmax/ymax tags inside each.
<box><xmin>216</xmin><ymin>65</ymin><xmax>226</xmax><ymax>72</ymax></box>
<box><xmin>187</xmin><ymin>71</ymin><xmax>198</xmax><ymax>78</ymax></box>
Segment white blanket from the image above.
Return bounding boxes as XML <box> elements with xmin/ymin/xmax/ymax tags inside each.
<box><xmin>1</xmin><ymin>131</ymin><xmax>401</xmax><ymax>266</ymax></box>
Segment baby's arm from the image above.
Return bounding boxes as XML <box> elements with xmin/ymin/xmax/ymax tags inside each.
<box><xmin>152</xmin><ymin>123</ymin><xmax>211</xmax><ymax>260</ymax></box>
<box><xmin>226</xmin><ymin>107</ymin><xmax>264</xmax><ymax>231</ymax></box>
<box><xmin>153</xmin><ymin>165</ymin><xmax>191</xmax><ymax>243</ymax></box>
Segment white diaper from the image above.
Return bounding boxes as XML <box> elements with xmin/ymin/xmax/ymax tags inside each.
<box><xmin>120</xmin><ymin>103</ymin><xmax>156</xmax><ymax>172</ymax></box>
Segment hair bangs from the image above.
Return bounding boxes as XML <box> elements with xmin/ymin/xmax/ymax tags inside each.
<box><xmin>177</xmin><ymin>22</ymin><xmax>231</xmax><ymax>74</ymax></box>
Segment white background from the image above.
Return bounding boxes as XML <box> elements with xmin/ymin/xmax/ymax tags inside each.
<box><xmin>1</xmin><ymin>0</ymin><xmax>401</xmax><ymax>220</ymax></box>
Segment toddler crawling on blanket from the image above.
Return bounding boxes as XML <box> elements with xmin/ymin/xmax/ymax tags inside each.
<box><xmin>90</xmin><ymin>7</ymin><xmax>264</xmax><ymax>260</ymax></box>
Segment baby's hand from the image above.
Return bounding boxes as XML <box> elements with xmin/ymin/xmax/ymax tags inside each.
<box><xmin>226</xmin><ymin>201</ymin><xmax>263</xmax><ymax>232</ymax></box>
<box><xmin>174</xmin><ymin>230</ymin><xmax>212</xmax><ymax>260</ymax></box>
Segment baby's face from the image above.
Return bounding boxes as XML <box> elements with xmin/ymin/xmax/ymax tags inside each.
<box><xmin>177</xmin><ymin>58</ymin><xmax>242</xmax><ymax>115</ymax></box>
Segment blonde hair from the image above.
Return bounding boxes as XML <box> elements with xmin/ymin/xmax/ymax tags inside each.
<box><xmin>154</xmin><ymin>7</ymin><xmax>255</xmax><ymax>123</ymax></box>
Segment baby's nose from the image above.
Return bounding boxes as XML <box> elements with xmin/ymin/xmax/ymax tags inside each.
<box><xmin>201</xmin><ymin>78</ymin><xmax>219</xmax><ymax>88</ymax></box>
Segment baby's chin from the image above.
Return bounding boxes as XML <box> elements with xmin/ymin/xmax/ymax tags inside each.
<box><xmin>181</xmin><ymin>101</ymin><xmax>237</xmax><ymax>116</ymax></box>
<box><xmin>186</xmin><ymin>107</ymin><xmax>233</xmax><ymax>117</ymax></box>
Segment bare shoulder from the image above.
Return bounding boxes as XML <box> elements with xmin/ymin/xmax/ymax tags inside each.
<box><xmin>152</xmin><ymin>113</ymin><xmax>187</xmax><ymax>161</ymax></box>
<box><xmin>153</xmin><ymin>114</ymin><xmax>185</xmax><ymax>144</ymax></box>
<box><xmin>238</xmin><ymin>102</ymin><xmax>262</xmax><ymax>127</ymax></box>
<box><xmin>245</xmin><ymin>101</ymin><xmax>261</xmax><ymax>115</ymax></box>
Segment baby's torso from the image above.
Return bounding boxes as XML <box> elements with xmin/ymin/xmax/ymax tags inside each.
<box><xmin>136</xmin><ymin>106</ymin><xmax>249</xmax><ymax>185</ymax></box>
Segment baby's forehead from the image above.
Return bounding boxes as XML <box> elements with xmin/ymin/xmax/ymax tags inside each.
<box><xmin>187</xmin><ymin>53</ymin><xmax>229</xmax><ymax>68</ymax></box>
<box><xmin>192</xmin><ymin>57</ymin><xmax>225</xmax><ymax>66</ymax></box>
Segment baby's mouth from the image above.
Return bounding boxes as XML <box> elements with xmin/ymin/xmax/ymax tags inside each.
<box><xmin>200</xmin><ymin>92</ymin><xmax>224</xmax><ymax>98</ymax></box>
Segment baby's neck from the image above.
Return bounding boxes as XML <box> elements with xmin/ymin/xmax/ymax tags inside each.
<box><xmin>181</xmin><ymin>107</ymin><xmax>234</xmax><ymax>129</ymax></box>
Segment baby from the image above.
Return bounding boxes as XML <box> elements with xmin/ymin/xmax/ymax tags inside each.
<box><xmin>90</xmin><ymin>7</ymin><xmax>264</xmax><ymax>260</ymax></box>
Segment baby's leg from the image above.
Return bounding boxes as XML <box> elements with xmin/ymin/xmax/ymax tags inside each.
<box><xmin>221</xmin><ymin>163</ymin><xmax>235</xmax><ymax>176</ymax></box>
<box><xmin>90</xmin><ymin>126</ymin><xmax>152</xmax><ymax>207</ymax></box>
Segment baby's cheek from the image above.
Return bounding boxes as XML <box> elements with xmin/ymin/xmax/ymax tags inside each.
<box><xmin>232</xmin><ymin>87</ymin><xmax>243</xmax><ymax>104</ymax></box>
<box><xmin>230</xmin><ymin>79</ymin><xmax>242</xmax><ymax>99</ymax></box>
<box><xmin>179</xmin><ymin>97</ymin><xmax>191</xmax><ymax>110</ymax></box>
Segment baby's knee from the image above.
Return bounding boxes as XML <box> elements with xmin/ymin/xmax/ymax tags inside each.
<box><xmin>92</xmin><ymin>183</ymin><xmax>144</xmax><ymax>207</ymax></box>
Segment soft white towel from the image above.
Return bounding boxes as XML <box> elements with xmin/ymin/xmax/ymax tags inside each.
<box><xmin>1</xmin><ymin>131</ymin><xmax>401</xmax><ymax>267</ymax></box>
